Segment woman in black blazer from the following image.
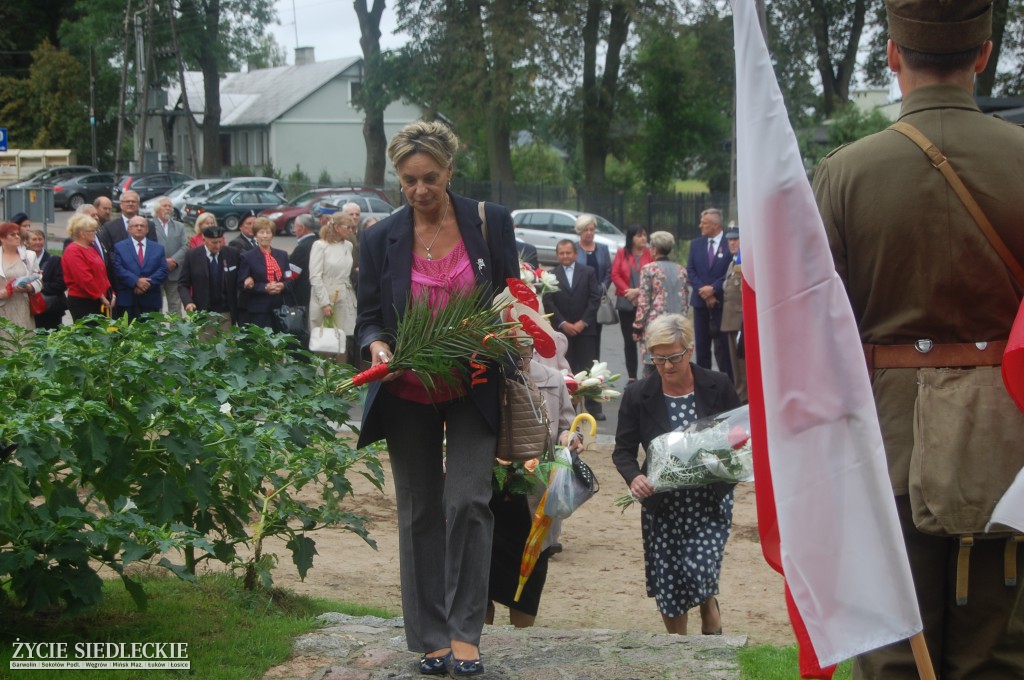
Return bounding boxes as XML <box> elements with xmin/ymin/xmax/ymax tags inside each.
<box><xmin>613</xmin><ymin>313</ymin><xmax>740</xmax><ymax>637</ymax></box>
<box><xmin>238</xmin><ymin>217</ymin><xmax>291</xmax><ymax>329</ymax></box>
<box><xmin>355</xmin><ymin>121</ymin><xmax>517</xmax><ymax>677</ymax></box>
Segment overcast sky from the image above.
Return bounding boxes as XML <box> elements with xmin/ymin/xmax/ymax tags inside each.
<box><xmin>269</xmin><ymin>0</ymin><xmax>408</xmax><ymax>64</ymax></box>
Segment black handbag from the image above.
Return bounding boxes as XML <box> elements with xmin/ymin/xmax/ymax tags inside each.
<box><xmin>272</xmin><ymin>290</ymin><xmax>308</xmax><ymax>336</ymax></box>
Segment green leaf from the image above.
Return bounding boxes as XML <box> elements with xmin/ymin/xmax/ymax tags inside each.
<box><xmin>286</xmin><ymin>535</ymin><xmax>318</xmax><ymax>581</ymax></box>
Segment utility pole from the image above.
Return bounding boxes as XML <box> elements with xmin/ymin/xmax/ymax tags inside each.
<box><xmin>89</xmin><ymin>48</ymin><xmax>98</xmax><ymax>169</ymax></box>
<box><xmin>115</xmin><ymin>0</ymin><xmax>133</xmax><ymax>175</ymax></box>
<box><xmin>134</xmin><ymin>10</ymin><xmax>146</xmax><ymax>171</ymax></box>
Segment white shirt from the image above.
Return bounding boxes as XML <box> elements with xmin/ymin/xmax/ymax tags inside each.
<box><xmin>564</xmin><ymin>263</ymin><xmax>575</xmax><ymax>287</ymax></box>
<box><xmin>133</xmin><ymin>238</ymin><xmax>147</xmax><ymax>260</ymax></box>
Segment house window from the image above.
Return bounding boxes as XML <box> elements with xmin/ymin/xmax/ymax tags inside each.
<box><xmin>220</xmin><ymin>134</ymin><xmax>231</xmax><ymax>167</ymax></box>
<box><xmin>349</xmin><ymin>80</ymin><xmax>362</xmax><ymax>108</ymax></box>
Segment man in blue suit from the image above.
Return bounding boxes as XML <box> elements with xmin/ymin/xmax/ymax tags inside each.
<box><xmin>686</xmin><ymin>208</ymin><xmax>733</xmax><ymax>379</ymax></box>
<box><xmin>113</xmin><ymin>216</ymin><xmax>169</xmax><ymax>319</ymax></box>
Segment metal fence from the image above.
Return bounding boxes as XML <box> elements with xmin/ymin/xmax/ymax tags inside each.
<box><xmin>450</xmin><ymin>178</ymin><xmax>730</xmax><ymax>243</ymax></box>
<box><xmin>282</xmin><ymin>176</ymin><xmax>730</xmax><ymax>244</ymax></box>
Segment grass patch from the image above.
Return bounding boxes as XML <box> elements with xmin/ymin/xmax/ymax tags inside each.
<box><xmin>0</xmin><ymin>573</ymin><xmax>397</xmax><ymax>680</ymax></box>
<box><xmin>738</xmin><ymin>645</ymin><xmax>853</xmax><ymax>679</ymax></box>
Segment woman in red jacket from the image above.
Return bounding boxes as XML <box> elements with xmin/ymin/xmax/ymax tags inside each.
<box><xmin>62</xmin><ymin>213</ymin><xmax>113</xmax><ymax>320</ymax></box>
<box><xmin>610</xmin><ymin>225</ymin><xmax>653</xmax><ymax>381</ymax></box>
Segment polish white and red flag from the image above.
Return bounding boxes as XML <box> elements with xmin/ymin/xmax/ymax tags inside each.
<box><xmin>731</xmin><ymin>0</ymin><xmax>923</xmax><ymax>676</ymax></box>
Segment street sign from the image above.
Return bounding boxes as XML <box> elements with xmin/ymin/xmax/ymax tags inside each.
<box><xmin>0</xmin><ymin>128</ymin><xmax>7</xmax><ymax>152</ymax></box>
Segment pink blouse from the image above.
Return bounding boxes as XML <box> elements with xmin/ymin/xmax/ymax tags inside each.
<box><xmin>389</xmin><ymin>241</ymin><xmax>475</xmax><ymax>404</ymax></box>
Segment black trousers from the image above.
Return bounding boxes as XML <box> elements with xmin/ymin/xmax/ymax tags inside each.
<box><xmin>693</xmin><ymin>305</ymin><xmax>732</xmax><ymax>380</ymax></box>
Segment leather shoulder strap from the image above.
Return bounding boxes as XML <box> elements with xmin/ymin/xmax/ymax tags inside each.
<box><xmin>889</xmin><ymin>121</ymin><xmax>1024</xmax><ymax>288</ymax></box>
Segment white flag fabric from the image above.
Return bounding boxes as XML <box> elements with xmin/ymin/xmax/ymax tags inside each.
<box><xmin>989</xmin><ymin>468</ymin><xmax>1024</xmax><ymax>533</ymax></box>
<box><xmin>731</xmin><ymin>0</ymin><xmax>922</xmax><ymax>674</ymax></box>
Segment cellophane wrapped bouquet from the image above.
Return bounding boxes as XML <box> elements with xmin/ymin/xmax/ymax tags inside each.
<box><xmin>520</xmin><ymin>261</ymin><xmax>560</xmax><ymax>295</ymax></box>
<box><xmin>616</xmin><ymin>404</ymin><xmax>754</xmax><ymax>509</ymax></box>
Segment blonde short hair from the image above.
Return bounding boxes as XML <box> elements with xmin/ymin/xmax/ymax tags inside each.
<box><xmin>645</xmin><ymin>314</ymin><xmax>695</xmax><ymax>352</ymax></box>
<box><xmin>387</xmin><ymin>120</ymin><xmax>460</xmax><ymax>170</ymax></box>
<box><xmin>649</xmin><ymin>231</ymin><xmax>675</xmax><ymax>256</ymax></box>
<box><xmin>194</xmin><ymin>212</ymin><xmax>217</xmax><ymax>234</ymax></box>
<box><xmin>574</xmin><ymin>214</ymin><xmax>597</xmax><ymax>234</ymax></box>
<box><xmin>67</xmin><ymin>213</ymin><xmax>99</xmax><ymax>240</ymax></box>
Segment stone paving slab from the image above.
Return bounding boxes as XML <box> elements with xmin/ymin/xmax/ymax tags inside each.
<box><xmin>264</xmin><ymin>614</ymin><xmax>745</xmax><ymax>680</ymax></box>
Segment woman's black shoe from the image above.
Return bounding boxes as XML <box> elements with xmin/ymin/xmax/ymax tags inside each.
<box><xmin>418</xmin><ymin>653</ymin><xmax>448</xmax><ymax>675</ymax></box>
<box><xmin>447</xmin><ymin>652</ymin><xmax>485</xmax><ymax>676</ymax></box>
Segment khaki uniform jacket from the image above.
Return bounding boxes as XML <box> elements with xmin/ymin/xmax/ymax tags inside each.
<box><xmin>720</xmin><ymin>260</ymin><xmax>743</xmax><ymax>333</ymax></box>
<box><xmin>813</xmin><ymin>84</ymin><xmax>1024</xmax><ymax>494</ymax></box>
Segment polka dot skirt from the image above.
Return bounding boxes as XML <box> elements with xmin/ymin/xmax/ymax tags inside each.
<box><xmin>640</xmin><ymin>393</ymin><xmax>734</xmax><ymax>617</ymax></box>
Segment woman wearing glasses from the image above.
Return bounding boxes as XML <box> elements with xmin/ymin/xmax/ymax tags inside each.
<box><xmin>612</xmin><ymin>313</ymin><xmax>740</xmax><ymax>636</ymax></box>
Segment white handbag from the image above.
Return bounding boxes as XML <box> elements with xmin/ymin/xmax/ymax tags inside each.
<box><xmin>308</xmin><ymin>326</ymin><xmax>345</xmax><ymax>354</ymax></box>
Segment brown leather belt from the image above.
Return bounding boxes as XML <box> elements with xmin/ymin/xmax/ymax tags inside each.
<box><xmin>864</xmin><ymin>340</ymin><xmax>1007</xmax><ymax>372</ymax></box>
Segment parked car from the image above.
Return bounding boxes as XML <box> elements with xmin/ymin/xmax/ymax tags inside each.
<box><xmin>112</xmin><ymin>172</ymin><xmax>194</xmax><ymax>208</ymax></box>
<box><xmin>193</xmin><ymin>177</ymin><xmax>285</xmax><ymax>203</ymax></box>
<box><xmin>259</xmin><ymin>186</ymin><xmax>392</xmax><ymax>235</ymax></box>
<box><xmin>511</xmin><ymin>208</ymin><xmax>625</xmax><ymax>265</ymax></box>
<box><xmin>51</xmin><ymin>172</ymin><xmax>117</xmax><ymax>210</ymax></box>
<box><xmin>5</xmin><ymin>165</ymin><xmax>97</xmax><ymax>190</ymax></box>
<box><xmin>140</xmin><ymin>178</ymin><xmax>224</xmax><ymax>220</ymax></box>
<box><xmin>182</xmin><ymin>189</ymin><xmax>287</xmax><ymax>231</ymax></box>
<box><xmin>309</xmin><ymin>194</ymin><xmax>396</xmax><ymax>227</ymax></box>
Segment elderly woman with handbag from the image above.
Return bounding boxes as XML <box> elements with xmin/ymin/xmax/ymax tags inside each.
<box><xmin>355</xmin><ymin>121</ymin><xmax>518</xmax><ymax>677</ymax></box>
<box><xmin>238</xmin><ymin>218</ymin><xmax>292</xmax><ymax>329</ymax></box>
<box><xmin>633</xmin><ymin>231</ymin><xmax>690</xmax><ymax>376</ymax></box>
<box><xmin>614</xmin><ymin>313</ymin><xmax>739</xmax><ymax>636</ymax></box>
<box><xmin>308</xmin><ymin>213</ymin><xmax>356</xmax><ymax>360</ymax></box>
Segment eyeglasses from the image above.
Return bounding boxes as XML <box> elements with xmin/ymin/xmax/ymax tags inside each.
<box><xmin>650</xmin><ymin>348</ymin><xmax>692</xmax><ymax>365</ymax></box>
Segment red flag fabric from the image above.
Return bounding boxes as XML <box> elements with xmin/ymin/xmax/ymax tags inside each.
<box><xmin>732</xmin><ymin>0</ymin><xmax>922</xmax><ymax>676</ymax></box>
<box><xmin>1003</xmin><ymin>301</ymin><xmax>1024</xmax><ymax>412</ymax></box>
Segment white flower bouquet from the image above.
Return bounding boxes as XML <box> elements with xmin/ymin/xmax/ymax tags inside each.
<box><xmin>563</xmin><ymin>361</ymin><xmax>622</xmax><ymax>402</ymax></box>
<box><xmin>615</xmin><ymin>404</ymin><xmax>754</xmax><ymax>509</ymax></box>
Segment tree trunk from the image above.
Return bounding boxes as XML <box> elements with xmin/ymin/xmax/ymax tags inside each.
<box><xmin>355</xmin><ymin>0</ymin><xmax>388</xmax><ymax>187</ymax></box>
<box><xmin>976</xmin><ymin>0</ymin><xmax>1008</xmax><ymax>97</ymax></box>
<box><xmin>809</xmin><ymin>0</ymin><xmax>865</xmax><ymax>116</ymax></box>
<box><xmin>581</xmin><ymin>0</ymin><xmax>631</xmax><ymax>210</ymax></box>
<box><xmin>198</xmin><ymin>0</ymin><xmax>223</xmax><ymax>177</ymax></box>
<box><xmin>484</xmin><ymin>0</ymin><xmax>517</xmax><ymax>205</ymax></box>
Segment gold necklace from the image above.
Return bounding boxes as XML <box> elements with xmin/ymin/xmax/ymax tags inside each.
<box><xmin>415</xmin><ymin>196</ymin><xmax>450</xmax><ymax>261</ymax></box>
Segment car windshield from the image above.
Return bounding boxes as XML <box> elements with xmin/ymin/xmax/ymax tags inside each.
<box><xmin>593</xmin><ymin>215</ymin><xmax>623</xmax><ymax>236</ymax></box>
<box><xmin>286</xmin><ymin>190</ymin><xmax>324</xmax><ymax>206</ymax></box>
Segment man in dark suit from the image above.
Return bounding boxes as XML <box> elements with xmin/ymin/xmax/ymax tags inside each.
<box><xmin>112</xmin><ymin>216</ymin><xmax>168</xmax><ymax>319</ymax></box>
<box><xmin>516</xmin><ymin>239</ymin><xmax>538</xmax><ymax>268</ymax></box>
<box><xmin>685</xmin><ymin>207</ymin><xmax>733</xmax><ymax>380</ymax></box>
<box><xmin>543</xmin><ymin>239</ymin><xmax>603</xmax><ymax>419</ymax></box>
<box><xmin>227</xmin><ymin>213</ymin><xmax>258</xmax><ymax>252</ymax></box>
<box><xmin>288</xmin><ymin>214</ymin><xmax>319</xmax><ymax>313</ymax></box>
<box><xmin>179</xmin><ymin>226</ymin><xmax>239</xmax><ymax>332</ymax></box>
<box><xmin>99</xmin><ymin>190</ymin><xmax>155</xmax><ymax>252</ymax></box>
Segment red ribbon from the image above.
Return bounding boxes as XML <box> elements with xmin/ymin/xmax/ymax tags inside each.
<box><xmin>469</xmin><ymin>353</ymin><xmax>488</xmax><ymax>387</ymax></box>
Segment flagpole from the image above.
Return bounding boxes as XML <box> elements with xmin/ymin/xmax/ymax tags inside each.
<box><xmin>909</xmin><ymin>633</ymin><xmax>937</xmax><ymax>680</ymax></box>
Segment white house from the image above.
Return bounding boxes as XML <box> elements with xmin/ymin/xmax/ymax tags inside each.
<box><xmin>157</xmin><ymin>48</ymin><xmax>423</xmax><ymax>183</ymax></box>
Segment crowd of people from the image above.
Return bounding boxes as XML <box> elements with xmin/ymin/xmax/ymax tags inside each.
<box><xmin>0</xmin><ymin>190</ymin><xmax>367</xmax><ymax>347</ymax></box>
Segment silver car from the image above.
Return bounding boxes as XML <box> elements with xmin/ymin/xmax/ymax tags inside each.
<box><xmin>142</xmin><ymin>178</ymin><xmax>224</xmax><ymax>220</ymax></box>
<box><xmin>511</xmin><ymin>208</ymin><xmax>625</xmax><ymax>265</ymax></box>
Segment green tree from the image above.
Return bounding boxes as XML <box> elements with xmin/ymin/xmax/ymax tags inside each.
<box><xmin>355</xmin><ymin>0</ymin><xmax>391</xmax><ymax>187</ymax></box>
<box><xmin>628</xmin><ymin>12</ymin><xmax>732</xmax><ymax>191</ymax></box>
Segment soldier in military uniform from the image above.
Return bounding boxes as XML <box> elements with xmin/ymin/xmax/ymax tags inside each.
<box><xmin>812</xmin><ymin>1</ymin><xmax>1024</xmax><ymax>677</ymax></box>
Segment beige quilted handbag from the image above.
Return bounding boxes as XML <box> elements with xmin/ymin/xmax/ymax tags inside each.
<box><xmin>495</xmin><ymin>370</ymin><xmax>552</xmax><ymax>462</ymax></box>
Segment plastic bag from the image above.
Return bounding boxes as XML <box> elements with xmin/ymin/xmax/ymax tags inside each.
<box><xmin>543</xmin><ymin>447</ymin><xmax>598</xmax><ymax>519</ymax></box>
<box><xmin>646</xmin><ymin>404</ymin><xmax>754</xmax><ymax>492</ymax></box>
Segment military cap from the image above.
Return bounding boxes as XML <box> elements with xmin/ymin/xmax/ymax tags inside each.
<box><xmin>725</xmin><ymin>226</ymin><xmax>740</xmax><ymax>239</ymax></box>
<box><xmin>886</xmin><ymin>0</ymin><xmax>992</xmax><ymax>54</ymax></box>
<box><xmin>202</xmin><ymin>226</ymin><xmax>225</xmax><ymax>239</ymax></box>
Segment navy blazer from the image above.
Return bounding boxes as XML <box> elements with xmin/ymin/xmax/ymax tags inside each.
<box><xmin>575</xmin><ymin>241</ymin><xmax>612</xmax><ymax>290</ymax></box>
<box><xmin>544</xmin><ymin>262</ymin><xmax>601</xmax><ymax>336</ymax></box>
<box><xmin>355</xmin><ymin>192</ymin><xmax>518</xmax><ymax>448</ymax></box>
<box><xmin>238</xmin><ymin>247</ymin><xmax>292</xmax><ymax>313</ymax></box>
<box><xmin>112</xmin><ymin>237</ymin><xmax>169</xmax><ymax>310</ymax></box>
<box><xmin>612</xmin><ymin>364</ymin><xmax>741</xmax><ymax>503</ymax></box>
<box><xmin>686</xmin><ymin>235</ymin><xmax>733</xmax><ymax>309</ymax></box>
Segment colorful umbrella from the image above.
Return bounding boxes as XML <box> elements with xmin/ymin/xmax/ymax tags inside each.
<box><xmin>514</xmin><ymin>413</ymin><xmax>597</xmax><ymax>602</ymax></box>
